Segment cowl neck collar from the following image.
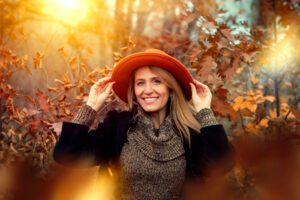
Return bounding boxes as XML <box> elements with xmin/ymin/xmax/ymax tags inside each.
<box><xmin>127</xmin><ymin>105</ymin><xmax>185</xmax><ymax>161</ymax></box>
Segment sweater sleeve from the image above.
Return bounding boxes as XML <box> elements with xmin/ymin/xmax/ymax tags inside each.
<box><xmin>72</xmin><ymin>104</ymin><xmax>97</xmax><ymax>127</ymax></box>
<box><xmin>189</xmin><ymin>124</ymin><xmax>234</xmax><ymax>178</ymax></box>
<box><xmin>53</xmin><ymin>110</ymin><xmax>130</xmax><ymax>167</ymax></box>
<box><xmin>195</xmin><ymin>108</ymin><xmax>218</xmax><ymax>128</ymax></box>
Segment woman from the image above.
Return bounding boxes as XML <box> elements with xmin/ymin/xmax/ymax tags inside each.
<box><xmin>53</xmin><ymin>49</ymin><xmax>232</xmax><ymax>200</ymax></box>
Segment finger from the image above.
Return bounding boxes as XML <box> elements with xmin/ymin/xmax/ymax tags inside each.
<box><xmin>103</xmin><ymin>82</ymin><xmax>115</xmax><ymax>96</ymax></box>
<box><xmin>193</xmin><ymin>79</ymin><xmax>207</xmax><ymax>88</ymax></box>
<box><xmin>95</xmin><ymin>77</ymin><xmax>111</xmax><ymax>85</ymax></box>
<box><xmin>190</xmin><ymin>83</ymin><xmax>197</xmax><ymax>96</ymax></box>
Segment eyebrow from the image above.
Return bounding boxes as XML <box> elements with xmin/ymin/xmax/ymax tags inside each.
<box><xmin>134</xmin><ymin>76</ymin><xmax>161</xmax><ymax>82</ymax></box>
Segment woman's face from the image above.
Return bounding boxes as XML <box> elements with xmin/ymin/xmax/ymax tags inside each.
<box><xmin>134</xmin><ymin>66</ymin><xmax>170</xmax><ymax>114</ymax></box>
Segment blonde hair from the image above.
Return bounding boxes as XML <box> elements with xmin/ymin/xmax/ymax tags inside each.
<box><xmin>127</xmin><ymin>66</ymin><xmax>201</xmax><ymax>146</ymax></box>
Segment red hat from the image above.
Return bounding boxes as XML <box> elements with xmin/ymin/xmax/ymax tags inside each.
<box><xmin>111</xmin><ymin>49</ymin><xmax>193</xmax><ymax>103</ymax></box>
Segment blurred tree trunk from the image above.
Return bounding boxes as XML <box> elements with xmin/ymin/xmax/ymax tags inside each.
<box><xmin>112</xmin><ymin>0</ymin><xmax>125</xmax><ymax>52</ymax></box>
<box><xmin>161</xmin><ymin>0</ymin><xmax>178</xmax><ymax>36</ymax></box>
<box><xmin>134</xmin><ymin>1</ymin><xmax>154</xmax><ymax>36</ymax></box>
<box><xmin>112</xmin><ymin>0</ymin><xmax>134</xmax><ymax>52</ymax></box>
<box><xmin>258</xmin><ymin>0</ymin><xmax>275</xmax><ymax>26</ymax></box>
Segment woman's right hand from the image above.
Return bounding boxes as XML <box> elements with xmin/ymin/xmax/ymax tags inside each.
<box><xmin>86</xmin><ymin>77</ymin><xmax>115</xmax><ymax>112</ymax></box>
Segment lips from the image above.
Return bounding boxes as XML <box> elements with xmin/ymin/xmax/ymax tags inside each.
<box><xmin>143</xmin><ymin>97</ymin><xmax>159</xmax><ymax>104</ymax></box>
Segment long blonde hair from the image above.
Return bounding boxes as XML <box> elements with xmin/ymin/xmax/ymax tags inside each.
<box><xmin>127</xmin><ymin>66</ymin><xmax>201</xmax><ymax>146</ymax></box>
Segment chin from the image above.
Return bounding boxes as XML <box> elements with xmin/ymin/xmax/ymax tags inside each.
<box><xmin>140</xmin><ymin>105</ymin><xmax>159</xmax><ymax>113</ymax></box>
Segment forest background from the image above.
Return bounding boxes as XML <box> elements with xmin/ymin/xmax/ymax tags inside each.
<box><xmin>0</xmin><ymin>0</ymin><xmax>299</xmax><ymax>199</ymax></box>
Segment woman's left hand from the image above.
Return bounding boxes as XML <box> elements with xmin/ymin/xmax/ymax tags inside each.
<box><xmin>190</xmin><ymin>79</ymin><xmax>212</xmax><ymax>112</ymax></box>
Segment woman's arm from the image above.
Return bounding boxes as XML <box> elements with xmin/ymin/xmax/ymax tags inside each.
<box><xmin>190</xmin><ymin>109</ymin><xmax>234</xmax><ymax>177</ymax></box>
<box><xmin>53</xmin><ymin>105</ymin><xmax>119</xmax><ymax>166</ymax></box>
<box><xmin>53</xmin><ymin>77</ymin><xmax>120</xmax><ymax>166</ymax></box>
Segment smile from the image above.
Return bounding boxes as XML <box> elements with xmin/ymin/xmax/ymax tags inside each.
<box><xmin>143</xmin><ymin>97</ymin><xmax>159</xmax><ymax>104</ymax></box>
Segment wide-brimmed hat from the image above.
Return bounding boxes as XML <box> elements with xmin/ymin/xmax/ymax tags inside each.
<box><xmin>111</xmin><ymin>49</ymin><xmax>193</xmax><ymax>103</ymax></box>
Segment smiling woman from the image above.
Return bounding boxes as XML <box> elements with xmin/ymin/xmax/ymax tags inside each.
<box><xmin>41</xmin><ymin>0</ymin><xmax>89</xmax><ymax>25</ymax></box>
<box><xmin>53</xmin><ymin>49</ymin><xmax>233</xmax><ymax>200</ymax></box>
<box><xmin>133</xmin><ymin>67</ymin><xmax>170</xmax><ymax>125</ymax></box>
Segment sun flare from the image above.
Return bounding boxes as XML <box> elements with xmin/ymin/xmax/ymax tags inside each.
<box><xmin>42</xmin><ymin>0</ymin><xmax>89</xmax><ymax>25</ymax></box>
<box><xmin>260</xmin><ymin>26</ymin><xmax>299</xmax><ymax>75</ymax></box>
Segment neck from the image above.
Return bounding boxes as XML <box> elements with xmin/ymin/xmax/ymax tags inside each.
<box><xmin>150</xmin><ymin>109</ymin><xmax>167</xmax><ymax>129</ymax></box>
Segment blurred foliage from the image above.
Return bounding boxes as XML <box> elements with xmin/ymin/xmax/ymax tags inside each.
<box><xmin>0</xmin><ymin>0</ymin><xmax>299</xmax><ymax>199</ymax></box>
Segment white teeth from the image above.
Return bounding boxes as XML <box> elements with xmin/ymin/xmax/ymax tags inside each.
<box><xmin>144</xmin><ymin>98</ymin><xmax>158</xmax><ymax>103</ymax></box>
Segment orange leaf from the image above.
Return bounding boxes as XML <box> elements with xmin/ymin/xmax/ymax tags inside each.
<box><xmin>264</xmin><ymin>96</ymin><xmax>275</xmax><ymax>102</ymax></box>
<box><xmin>240</xmin><ymin>108</ymin><xmax>253</xmax><ymax>117</ymax></box>
<box><xmin>33</xmin><ymin>52</ymin><xmax>44</xmax><ymax>69</ymax></box>
<box><xmin>24</xmin><ymin>95</ymin><xmax>36</xmax><ymax>105</ymax></box>
<box><xmin>212</xmin><ymin>96</ymin><xmax>238</xmax><ymax>122</ymax></box>
<box><xmin>250</xmin><ymin>76</ymin><xmax>258</xmax><ymax>85</ymax></box>
<box><xmin>220</xmin><ymin>28</ymin><xmax>235</xmax><ymax>40</ymax></box>
<box><xmin>63</xmin><ymin>74</ymin><xmax>71</xmax><ymax>84</ymax></box>
<box><xmin>258</xmin><ymin>118</ymin><xmax>269</xmax><ymax>127</ymax></box>
<box><xmin>291</xmin><ymin>107</ymin><xmax>300</xmax><ymax>119</ymax></box>
<box><xmin>55</xmin><ymin>79</ymin><xmax>65</xmax><ymax>85</ymax></box>
<box><xmin>58</xmin><ymin>47</ymin><xmax>68</xmax><ymax>57</ymax></box>
<box><xmin>47</xmin><ymin>87</ymin><xmax>59</xmax><ymax>92</ymax></box>
<box><xmin>36</xmin><ymin>89</ymin><xmax>49</xmax><ymax>112</ymax></box>
<box><xmin>69</xmin><ymin>57</ymin><xmax>77</xmax><ymax>66</ymax></box>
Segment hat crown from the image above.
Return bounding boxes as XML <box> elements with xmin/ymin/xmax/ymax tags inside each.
<box><xmin>144</xmin><ymin>49</ymin><xmax>168</xmax><ymax>55</ymax></box>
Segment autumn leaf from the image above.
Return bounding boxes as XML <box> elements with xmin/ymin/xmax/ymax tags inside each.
<box><xmin>36</xmin><ymin>89</ymin><xmax>49</xmax><ymax>112</ymax></box>
<box><xmin>251</xmin><ymin>76</ymin><xmax>259</xmax><ymax>84</ymax></box>
<box><xmin>232</xmin><ymin>96</ymin><xmax>245</xmax><ymax>111</ymax></box>
<box><xmin>69</xmin><ymin>57</ymin><xmax>77</xmax><ymax>66</ymax></box>
<box><xmin>290</xmin><ymin>107</ymin><xmax>300</xmax><ymax>119</ymax></box>
<box><xmin>55</xmin><ymin>79</ymin><xmax>65</xmax><ymax>85</ymax></box>
<box><xmin>33</xmin><ymin>52</ymin><xmax>44</xmax><ymax>69</ymax></box>
<box><xmin>240</xmin><ymin>108</ymin><xmax>253</xmax><ymax>117</ymax></box>
<box><xmin>58</xmin><ymin>47</ymin><xmax>68</xmax><ymax>57</ymax></box>
<box><xmin>113</xmin><ymin>52</ymin><xmax>123</xmax><ymax>62</ymax></box>
<box><xmin>264</xmin><ymin>96</ymin><xmax>275</xmax><ymax>102</ymax></box>
<box><xmin>258</xmin><ymin>118</ymin><xmax>269</xmax><ymax>127</ymax></box>
<box><xmin>80</xmin><ymin>63</ymin><xmax>88</xmax><ymax>73</ymax></box>
<box><xmin>220</xmin><ymin>28</ymin><xmax>235</xmax><ymax>41</ymax></box>
<box><xmin>215</xmin><ymin>87</ymin><xmax>228</xmax><ymax>100</ymax></box>
<box><xmin>245</xmin><ymin>122</ymin><xmax>259</xmax><ymax>135</ymax></box>
<box><xmin>212</xmin><ymin>96</ymin><xmax>238</xmax><ymax>122</ymax></box>
<box><xmin>24</xmin><ymin>95</ymin><xmax>36</xmax><ymax>105</ymax></box>
<box><xmin>47</xmin><ymin>87</ymin><xmax>60</xmax><ymax>92</ymax></box>
<box><xmin>198</xmin><ymin>55</ymin><xmax>217</xmax><ymax>77</ymax></box>
<box><xmin>201</xmin><ymin>20</ymin><xmax>218</xmax><ymax>30</ymax></box>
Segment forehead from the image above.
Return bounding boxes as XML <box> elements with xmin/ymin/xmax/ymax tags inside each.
<box><xmin>134</xmin><ymin>66</ymin><xmax>159</xmax><ymax>80</ymax></box>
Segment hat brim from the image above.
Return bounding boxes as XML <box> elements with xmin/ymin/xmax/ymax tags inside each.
<box><xmin>111</xmin><ymin>52</ymin><xmax>193</xmax><ymax>103</ymax></box>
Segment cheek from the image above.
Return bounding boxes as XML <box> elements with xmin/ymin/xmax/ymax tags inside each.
<box><xmin>134</xmin><ymin>87</ymin><xmax>143</xmax><ymax>99</ymax></box>
<box><xmin>161</xmin><ymin>87</ymin><xmax>170</xmax><ymax>97</ymax></box>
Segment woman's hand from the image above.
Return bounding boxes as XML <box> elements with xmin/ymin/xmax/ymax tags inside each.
<box><xmin>190</xmin><ymin>79</ymin><xmax>212</xmax><ymax>112</ymax></box>
<box><xmin>86</xmin><ymin>77</ymin><xmax>115</xmax><ymax>112</ymax></box>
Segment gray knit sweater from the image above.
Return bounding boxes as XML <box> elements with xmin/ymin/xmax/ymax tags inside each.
<box><xmin>72</xmin><ymin>104</ymin><xmax>218</xmax><ymax>200</ymax></box>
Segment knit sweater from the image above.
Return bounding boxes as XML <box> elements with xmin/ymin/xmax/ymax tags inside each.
<box><xmin>119</xmin><ymin>106</ymin><xmax>187</xmax><ymax>200</ymax></box>
<box><xmin>53</xmin><ymin>104</ymin><xmax>232</xmax><ymax>200</ymax></box>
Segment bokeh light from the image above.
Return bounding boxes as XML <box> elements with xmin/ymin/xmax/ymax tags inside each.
<box><xmin>260</xmin><ymin>25</ymin><xmax>299</xmax><ymax>76</ymax></box>
<box><xmin>42</xmin><ymin>0</ymin><xmax>89</xmax><ymax>25</ymax></box>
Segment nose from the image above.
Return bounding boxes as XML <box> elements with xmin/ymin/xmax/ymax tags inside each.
<box><xmin>144</xmin><ymin>83</ymin><xmax>153</xmax><ymax>94</ymax></box>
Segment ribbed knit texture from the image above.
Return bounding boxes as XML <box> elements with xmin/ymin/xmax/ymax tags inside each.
<box><xmin>119</xmin><ymin>107</ymin><xmax>186</xmax><ymax>200</ymax></box>
<box><xmin>72</xmin><ymin>104</ymin><xmax>97</xmax><ymax>126</ymax></box>
<box><xmin>196</xmin><ymin>108</ymin><xmax>218</xmax><ymax>128</ymax></box>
